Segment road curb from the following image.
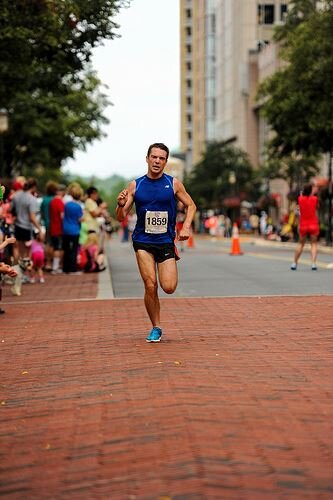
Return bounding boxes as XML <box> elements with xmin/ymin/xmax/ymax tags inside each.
<box><xmin>97</xmin><ymin>240</ymin><xmax>114</xmax><ymax>299</ymax></box>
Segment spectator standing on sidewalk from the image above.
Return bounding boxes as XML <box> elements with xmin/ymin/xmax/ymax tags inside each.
<box><xmin>10</xmin><ymin>178</ymin><xmax>44</xmax><ymax>260</ymax></box>
<box><xmin>0</xmin><ymin>186</ymin><xmax>16</xmax><ymax>264</ymax></box>
<box><xmin>249</xmin><ymin>213</ymin><xmax>259</xmax><ymax>235</ymax></box>
<box><xmin>96</xmin><ymin>196</ymin><xmax>108</xmax><ymax>252</ymax></box>
<box><xmin>40</xmin><ymin>180</ymin><xmax>58</xmax><ymax>271</ymax></box>
<box><xmin>0</xmin><ymin>185</ymin><xmax>18</xmax><ymax>313</ymax></box>
<box><xmin>260</xmin><ymin>211</ymin><xmax>268</xmax><ymax>236</ymax></box>
<box><xmin>49</xmin><ymin>184</ymin><xmax>66</xmax><ymax>274</ymax></box>
<box><xmin>62</xmin><ymin>183</ymin><xmax>84</xmax><ymax>274</ymax></box>
<box><xmin>116</xmin><ymin>142</ymin><xmax>196</xmax><ymax>343</ymax></box>
<box><xmin>84</xmin><ymin>186</ymin><xmax>106</xmax><ymax>236</ymax></box>
<box><xmin>291</xmin><ymin>183</ymin><xmax>320</xmax><ymax>271</ymax></box>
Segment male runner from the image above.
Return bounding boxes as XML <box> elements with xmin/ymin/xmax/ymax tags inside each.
<box><xmin>116</xmin><ymin>142</ymin><xmax>196</xmax><ymax>342</ymax></box>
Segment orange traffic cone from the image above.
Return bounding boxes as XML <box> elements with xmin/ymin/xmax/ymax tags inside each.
<box><xmin>187</xmin><ymin>230</ymin><xmax>195</xmax><ymax>248</ymax></box>
<box><xmin>230</xmin><ymin>223</ymin><xmax>243</xmax><ymax>255</ymax></box>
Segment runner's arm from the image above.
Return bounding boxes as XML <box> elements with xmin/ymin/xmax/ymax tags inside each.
<box><xmin>116</xmin><ymin>181</ymin><xmax>135</xmax><ymax>222</ymax></box>
<box><xmin>174</xmin><ymin>178</ymin><xmax>196</xmax><ymax>239</ymax></box>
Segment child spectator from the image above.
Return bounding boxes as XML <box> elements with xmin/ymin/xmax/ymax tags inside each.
<box><xmin>30</xmin><ymin>231</ymin><xmax>45</xmax><ymax>283</ymax></box>
<box><xmin>84</xmin><ymin>233</ymin><xmax>106</xmax><ymax>273</ymax></box>
<box><xmin>40</xmin><ymin>180</ymin><xmax>58</xmax><ymax>271</ymax></box>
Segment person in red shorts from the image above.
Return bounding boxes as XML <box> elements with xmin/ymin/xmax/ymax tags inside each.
<box><xmin>291</xmin><ymin>183</ymin><xmax>320</xmax><ymax>271</ymax></box>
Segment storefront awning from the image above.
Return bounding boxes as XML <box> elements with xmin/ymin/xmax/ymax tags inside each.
<box><xmin>223</xmin><ymin>197</ymin><xmax>241</xmax><ymax>208</ymax></box>
<box><xmin>314</xmin><ymin>178</ymin><xmax>329</xmax><ymax>188</ymax></box>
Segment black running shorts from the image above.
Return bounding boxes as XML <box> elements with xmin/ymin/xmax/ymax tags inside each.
<box><xmin>133</xmin><ymin>242</ymin><xmax>180</xmax><ymax>263</ymax></box>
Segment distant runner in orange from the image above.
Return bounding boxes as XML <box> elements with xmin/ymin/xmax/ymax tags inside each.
<box><xmin>291</xmin><ymin>183</ymin><xmax>320</xmax><ymax>271</ymax></box>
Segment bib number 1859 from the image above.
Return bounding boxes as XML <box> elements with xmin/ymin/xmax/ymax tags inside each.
<box><xmin>145</xmin><ymin>211</ymin><xmax>168</xmax><ymax>234</ymax></box>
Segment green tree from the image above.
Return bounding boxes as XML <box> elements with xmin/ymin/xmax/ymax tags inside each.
<box><xmin>4</xmin><ymin>71</ymin><xmax>110</xmax><ymax>176</ymax></box>
<box><xmin>185</xmin><ymin>141</ymin><xmax>261</xmax><ymax>209</ymax></box>
<box><xmin>0</xmin><ymin>0</ymin><xmax>130</xmax><ymax>177</ymax></box>
<box><xmin>258</xmin><ymin>0</ymin><xmax>333</xmax><ymax>157</ymax></box>
<box><xmin>260</xmin><ymin>149</ymin><xmax>320</xmax><ymax>192</ymax></box>
<box><xmin>0</xmin><ymin>0</ymin><xmax>129</xmax><ymax>100</ymax></box>
<box><xmin>257</xmin><ymin>0</ymin><xmax>333</xmax><ymax>240</ymax></box>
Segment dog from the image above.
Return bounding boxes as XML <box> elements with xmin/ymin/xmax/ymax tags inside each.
<box><xmin>6</xmin><ymin>257</ymin><xmax>33</xmax><ymax>296</ymax></box>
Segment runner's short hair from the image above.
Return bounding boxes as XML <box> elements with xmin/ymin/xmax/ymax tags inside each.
<box><xmin>147</xmin><ymin>143</ymin><xmax>169</xmax><ymax>160</ymax></box>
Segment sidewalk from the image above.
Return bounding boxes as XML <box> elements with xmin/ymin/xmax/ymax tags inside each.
<box><xmin>1</xmin><ymin>252</ymin><xmax>332</xmax><ymax>498</ymax></box>
<box><xmin>248</xmin><ymin>235</ymin><xmax>333</xmax><ymax>255</ymax></box>
<box><xmin>1</xmin><ymin>247</ymin><xmax>114</xmax><ymax>305</ymax></box>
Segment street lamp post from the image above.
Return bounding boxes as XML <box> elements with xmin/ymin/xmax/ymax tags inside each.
<box><xmin>228</xmin><ymin>171</ymin><xmax>236</xmax><ymax>188</ymax></box>
<box><xmin>228</xmin><ymin>171</ymin><xmax>237</xmax><ymax>222</ymax></box>
<box><xmin>0</xmin><ymin>109</ymin><xmax>9</xmax><ymax>181</ymax></box>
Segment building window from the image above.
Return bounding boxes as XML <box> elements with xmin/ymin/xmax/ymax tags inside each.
<box><xmin>186</xmin><ymin>26</ymin><xmax>191</xmax><ymax>37</ymax></box>
<box><xmin>206</xmin><ymin>13</ymin><xmax>216</xmax><ymax>34</ymax></box>
<box><xmin>187</xmin><ymin>131</ymin><xmax>192</xmax><ymax>140</ymax></box>
<box><xmin>186</xmin><ymin>61</ymin><xmax>192</xmax><ymax>71</ymax></box>
<box><xmin>258</xmin><ymin>4</ymin><xmax>275</xmax><ymax>25</ymax></box>
<box><xmin>212</xmin><ymin>98</ymin><xmax>216</xmax><ymax>119</ymax></box>
<box><xmin>211</xmin><ymin>13</ymin><xmax>216</xmax><ymax>34</ymax></box>
<box><xmin>186</xmin><ymin>79</ymin><xmax>192</xmax><ymax>89</ymax></box>
<box><xmin>186</xmin><ymin>44</ymin><xmax>192</xmax><ymax>54</ymax></box>
<box><xmin>187</xmin><ymin>114</ymin><xmax>192</xmax><ymax>124</ymax></box>
<box><xmin>186</xmin><ymin>9</ymin><xmax>191</xmax><ymax>19</ymax></box>
<box><xmin>281</xmin><ymin>4</ymin><xmax>288</xmax><ymax>21</ymax></box>
<box><xmin>187</xmin><ymin>96</ymin><xmax>192</xmax><ymax>105</ymax></box>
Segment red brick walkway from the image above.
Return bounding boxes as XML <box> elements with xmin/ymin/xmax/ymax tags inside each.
<box><xmin>1</xmin><ymin>271</ymin><xmax>99</xmax><ymax>303</ymax></box>
<box><xmin>0</xmin><ymin>273</ymin><xmax>332</xmax><ymax>498</ymax></box>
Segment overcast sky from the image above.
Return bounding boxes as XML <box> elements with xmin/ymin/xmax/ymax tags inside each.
<box><xmin>64</xmin><ymin>0</ymin><xmax>180</xmax><ymax>180</ymax></box>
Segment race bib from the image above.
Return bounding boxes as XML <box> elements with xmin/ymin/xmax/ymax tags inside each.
<box><xmin>145</xmin><ymin>211</ymin><xmax>168</xmax><ymax>234</ymax></box>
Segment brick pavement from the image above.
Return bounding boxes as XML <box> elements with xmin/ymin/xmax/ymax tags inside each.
<box><xmin>1</xmin><ymin>271</ymin><xmax>99</xmax><ymax>304</ymax></box>
<box><xmin>0</xmin><ymin>270</ymin><xmax>333</xmax><ymax>499</ymax></box>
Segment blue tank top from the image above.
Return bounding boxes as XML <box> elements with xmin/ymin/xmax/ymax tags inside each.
<box><xmin>132</xmin><ymin>174</ymin><xmax>176</xmax><ymax>244</ymax></box>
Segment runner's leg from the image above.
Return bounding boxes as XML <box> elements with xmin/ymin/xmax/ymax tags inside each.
<box><xmin>158</xmin><ymin>258</ymin><xmax>178</xmax><ymax>294</ymax></box>
<box><xmin>135</xmin><ymin>250</ymin><xmax>160</xmax><ymax>327</ymax></box>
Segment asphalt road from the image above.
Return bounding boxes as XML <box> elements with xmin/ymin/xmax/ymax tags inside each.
<box><xmin>107</xmin><ymin>233</ymin><xmax>333</xmax><ymax>298</ymax></box>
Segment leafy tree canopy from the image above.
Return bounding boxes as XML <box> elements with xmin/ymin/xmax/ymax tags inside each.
<box><xmin>185</xmin><ymin>141</ymin><xmax>262</xmax><ymax>210</ymax></box>
<box><xmin>0</xmin><ymin>0</ymin><xmax>130</xmax><ymax>177</ymax></box>
<box><xmin>258</xmin><ymin>0</ymin><xmax>333</xmax><ymax>157</ymax></box>
<box><xmin>0</xmin><ymin>0</ymin><xmax>129</xmax><ymax>100</ymax></box>
<box><xmin>260</xmin><ymin>149</ymin><xmax>320</xmax><ymax>191</ymax></box>
<box><xmin>4</xmin><ymin>70</ymin><xmax>110</xmax><ymax>173</ymax></box>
